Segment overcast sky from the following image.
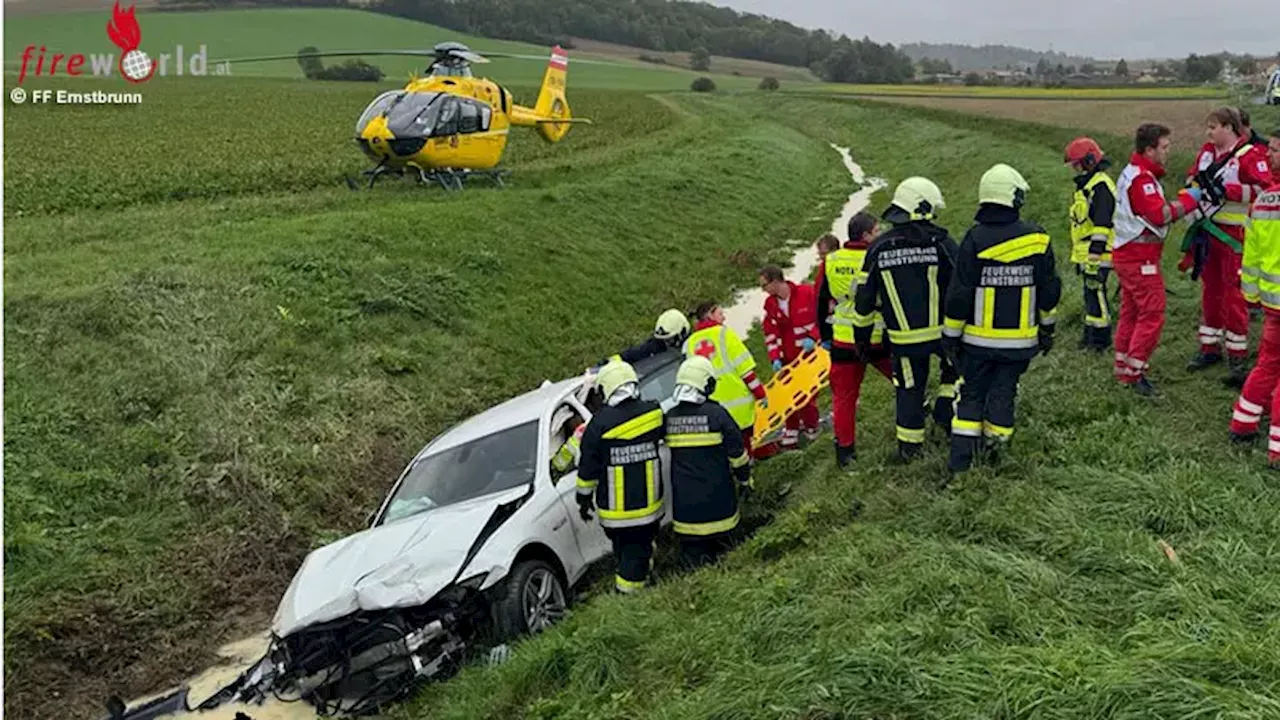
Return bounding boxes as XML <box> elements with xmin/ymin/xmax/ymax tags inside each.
<box><xmin>711</xmin><ymin>0</ymin><xmax>1277</xmax><ymax>60</ymax></box>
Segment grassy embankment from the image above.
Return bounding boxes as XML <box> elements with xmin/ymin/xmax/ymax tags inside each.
<box><xmin>3</xmin><ymin>77</ymin><xmax>856</xmax><ymax>720</ymax></box>
<box><xmin>1</xmin><ymin>6</ymin><xmax>769</xmax><ymax>91</ymax></box>
<box><xmin>396</xmin><ymin>96</ymin><xmax>1280</xmax><ymax>719</ymax></box>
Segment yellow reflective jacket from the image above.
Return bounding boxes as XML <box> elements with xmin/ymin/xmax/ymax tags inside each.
<box><xmin>1068</xmin><ymin>169</ymin><xmax>1117</xmax><ymax>266</ymax></box>
<box><xmin>1241</xmin><ymin>184</ymin><xmax>1280</xmax><ymax>310</ymax></box>
<box><xmin>683</xmin><ymin>321</ymin><xmax>763</xmax><ymax>430</ymax></box>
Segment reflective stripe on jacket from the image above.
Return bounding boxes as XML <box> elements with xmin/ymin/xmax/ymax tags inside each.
<box><xmin>683</xmin><ymin>321</ymin><xmax>765</xmax><ymax>430</ymax></box>
<box><xmin>1069</xmin><ymin>169</ymin><xmax>1117</xmax><ymax>266</ymax></box>
<box><xmin>943</xmin><ymin>205</ymin><xmax>1063</xmax><ymax>358</ymax></box>
<box><xmin>576</xmin><ymin>399</ymin><xmax>666</xmax><ymax>529</ymax></box>
<box><xmin>852</xmin><ymin>221</ymin><xmax>959</xmax><ymax>356</ymax></box>
<box><xmin>665</xmin><ymin>398</ymin><xmax>750</xmax><ymax>536</ymax></box>
<box><xmin>1241</xmin><ymin>185</ymin><xmax>1280</xmax><ymax>310</ymax></box>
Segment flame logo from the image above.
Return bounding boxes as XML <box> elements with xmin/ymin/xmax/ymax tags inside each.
<box><xmin>106</xmin><ymin>1</ymin><xmax>141</xmax><ymax>52</ymax></box>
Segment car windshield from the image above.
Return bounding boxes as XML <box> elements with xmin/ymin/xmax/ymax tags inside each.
<box><xmin>638</xmin><ymin>361</ymin><xmax>678</xmax><ymax>404</ymax></box>
<box><xmin>381</xmin><ymin>420</ymin><xmax>539</xmax><ymax>524</ymax></box>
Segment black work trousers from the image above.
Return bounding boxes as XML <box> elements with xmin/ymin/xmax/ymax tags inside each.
<box><xmin>890</xmin><ymin>351</ymin><xmax>957</xmax><ymax>447</ymax></box>
<box><xmin>604</xmin><ymin>522</ymin><xmax>658</xmax><ymax>593</ymax></box>
<box><xmin>949</xmin><ymin>351</ymin><xmax>1031</xmax><ymax>472</ymax></box>
<box><xmin>677</xmin><ymin>531</ymin><xmax>734</xmax><ymax>571</ymax></box>
<box><xmin>1081</xmin><ymin>265</ymin><xmax>1113</xmax><ymax>347</ymax></box>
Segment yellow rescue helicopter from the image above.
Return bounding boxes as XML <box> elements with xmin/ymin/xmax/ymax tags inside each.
<box><xmin>222</xmin><ymin>42</ymin><xmax>592</xmax><ymax>190</ymax></box>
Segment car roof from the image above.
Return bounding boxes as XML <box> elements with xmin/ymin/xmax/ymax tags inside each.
<box><xmin>418</xmin><ymin>348</ymin><xmax>685</xmax><ymax>457</ymax></box>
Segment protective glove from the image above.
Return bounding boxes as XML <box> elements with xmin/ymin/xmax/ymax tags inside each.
<box><xmin>738</xmin><ymin>475</ymin><xmax>755</xmax><ymax>503</ymax></box>
<box><xmin>1038</xmin><ymin>328</ymin><xmax>1054</xmax><ymax>356</ymax></box>
<box><xmin>575</xmin><ymin>492</ymin><xmax>594</xmax><ymax>522</ymax></box>
<box><xmin>759</xmin><ymin>395</ymin><xmax>769</xmax><ymax>410</ymax></box>
<box><xmin>1184</xmin><ymin>186</ymin><xmax>1202</xmax><ymax>203</ymax></box>
<box><xmin>821</xmin><ymin>340</ymin><xmax>831</xmax><ymax>352</ymax></box>
<box><xmin>772</xmin><ymin>358</ymin><xmax>783</xmax><ymax>372</ymax></box>
<box><xmin>801</xmin><ymin>337</ymin><xmax>815</xmax><ymax>353</ymax></box>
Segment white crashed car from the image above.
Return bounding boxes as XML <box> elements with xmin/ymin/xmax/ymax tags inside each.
<box><xmin>105</xmin><ymin>349</ymin><xmax>685</xmax><ymax>720</ymax></box>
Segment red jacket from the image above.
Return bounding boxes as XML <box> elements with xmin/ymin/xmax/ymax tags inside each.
<box><xmin>1186</xmin><ymin>140</ymin><xmax>1273</xmax><ymax>241</ymax></box>
<box><xmin>762</xmin><ymin>281</ymin><xmax>819</xmax><ymax>363</ymax></box>
<box><xmin>1115</xmin><ymin>151</ymin><xmax>1197</xmax><ymax>262</ymax></box>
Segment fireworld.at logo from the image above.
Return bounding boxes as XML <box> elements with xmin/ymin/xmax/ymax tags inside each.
<box><xmin>16</xmin><ymin>1</ymin><xmax>230</xmax><ymax>85</ymax></box>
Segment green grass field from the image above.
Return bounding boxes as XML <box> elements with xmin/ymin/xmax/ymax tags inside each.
<box><xmin>2</xmin><ymin>7</ymin><xmax>766</xmax><ymax>91</ymax></box>
<box><xmin>6</xmin><ymin>11</ymin><xmax>1280</xmax><ymax>720</ymax></box>
<box><xmin>804</xmin><ymin>82</ymin><xmax>1233</xmax><ymax>100</ymax></box>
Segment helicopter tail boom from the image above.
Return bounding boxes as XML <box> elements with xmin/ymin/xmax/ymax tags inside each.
<box><xmin>509</xmin><ymin>45</ymin><xmax>581</xmax><ymax>143</ymax></box>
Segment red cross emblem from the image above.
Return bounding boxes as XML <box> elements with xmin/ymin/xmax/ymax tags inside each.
<box><xmin>694</xmin><ymin>339</ymin><xmax>716</xmax><ymax>359</ymax></box>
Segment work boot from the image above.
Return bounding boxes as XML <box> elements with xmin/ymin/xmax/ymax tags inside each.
<box><xmin>1186</xmin><ymin>351</ymin><xmax>1222</xmax><ymax>371</ymax></box>
<box><xmin>1093</xmin><ymin>326</ymin><xmax>1113</xmax><ymax>353</ymax></box>
<box><xmin>803</xmin><ymin>427</ymin><xmax>821</xmax><ymax>445</ymax></box>
<box><xmin>1132</xmin><ymin>376</ymin><xmax>1159</xmax><ymax>397</ymax></box>
<box><xmin>1230</xmin><ymin>430</ymin><xmax>1258</xmax><ymax>445</ymax></box>
<box><xmin>890</xmin><ymin>441</ymin><xmax>923</xmax><ymax>464</ymax></box>
<box><xmin>835</xmin><ymin>442</ymin><xmax>856</xmax><ymax>471</ymax></box>
<box><xmin>1223</xmin><ymin>357</ymin><xmax>1250</xmax><ymax>389</ymax></box>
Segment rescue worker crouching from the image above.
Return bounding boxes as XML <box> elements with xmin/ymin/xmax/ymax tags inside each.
<box><xmin>665</xmin><ymin>356</ymin><xmax>754</xmax><ymax>569</ymax></box>
<box><xmin>1064</xmin><ymin>137</ymin><xmax>1118</xmax><ymax>352</ymax></box>
<box><xmin>593</xmin><ymin>308</ymin><xmax>690</xmax><ymax>369</ymax></box>
<box><xmin>575</xmin><ymin>359</ymin><xmax>667</xmax><ymax>594</ymax></box>
<box><xmin>852</xmin><ymin>177</ymin><xmax>961</xmax><ymax>463</ymax></box>
<box><xmin>683</xmin><ymin>301</ymin><xmax>769</xmax><ymax>455</ymax></box>
<box><xmin>943</xmin><ymin>164</ymin><xmax>1062</xmax><ymax>474</ymax></box>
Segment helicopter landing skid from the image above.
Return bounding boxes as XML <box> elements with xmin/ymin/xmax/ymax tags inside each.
<box><xmin>415</xmin><ymin>167</ymin><xmax>510</xmax><ymax>191</ymax></box>
<box><xmin>344</xmin><ymin>164</ymin><xmax>510</xmax><ymax>192</ymax></box>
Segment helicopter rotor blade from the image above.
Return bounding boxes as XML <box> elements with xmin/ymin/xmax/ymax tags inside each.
<box><xmin>211</xmin><ymin>49</ymin><xmax>440</xmax><ymax>65</ymax></box>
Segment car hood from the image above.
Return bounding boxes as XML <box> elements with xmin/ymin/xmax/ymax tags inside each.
<box><xmin>271</xmin><ymin>486</ymin><xmax>528</xmax><ymax>638</ymax></box>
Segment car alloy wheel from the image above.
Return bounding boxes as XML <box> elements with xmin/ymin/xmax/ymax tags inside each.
<box><xmin>521</xmin><ymin>567</ymin><xmax>567</xmax><ymax>633</ymax></box>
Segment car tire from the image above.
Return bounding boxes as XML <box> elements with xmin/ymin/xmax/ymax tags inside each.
<box><xmin>489</xmin><ymin>559</ymin><xmax>569</xmax><ymax>643</ymax></box>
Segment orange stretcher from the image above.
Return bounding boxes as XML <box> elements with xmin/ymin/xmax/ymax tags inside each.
<box><xmin>753</xmin><ymin>347</ymin><xmax>831</xmax><ymax>446</ymax></box>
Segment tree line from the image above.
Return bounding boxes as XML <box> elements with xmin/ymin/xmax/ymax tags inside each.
<box><xmin>365</xmin><ymin>0</ymin><xmax>919</xmax><ymax>84</ymax></box>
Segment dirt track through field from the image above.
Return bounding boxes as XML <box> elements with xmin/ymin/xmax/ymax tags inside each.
<box><xmin>860</xmin><ymin>96</ymin><xmax>1225</xmax><ymax>153</ymax></box>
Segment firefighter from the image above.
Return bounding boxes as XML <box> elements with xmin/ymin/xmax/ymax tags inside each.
<box><xmin>816</xmin><ymin>211</ymin><xmax>893</xmax><ymax>469</ymax></box>
<box><xmin>575</xmin><ymin>359</ymin><xmax>666</xmax><ymax>594</ymax></box>
<box><xmin>943</xmin><ymin>163</ymin><xmax>1062</xmax><ymax>473</ymax></box>
<box><xmin>1112</xmin><ymin>123</ymin><xmax>1201</xmax><ymax>395</ymax></box>
<box><xmin>759</xmin><ymin>265</ymin><xmax>820</xmax><ymax>449</ymax></box>
<box><xmin>1064</xmin><ymin>136</ymin><xmax>1118</xmax><ymax>351</ymax></box>
<box><xmin>1182</xmin><ymin>107</ymin><xmax>1274</xmax><ymax>386</ymax></box>
<box><xmin>594</xmin><ymin>308</ymin><xmax>690</xmax><ymax>368</ymax></box>
<box><xmin>664</xmin><ymin>355</ymin><xmax>753</xmax><ymax>568</ymax></box>
<box><xmin>852</xmin><ymin>177</ymin><xmax>960</xmax><ymax>463</ymax></box>
<box><xmin>1229</xmin><ymin>176</ymin><xmax>1280</xmax><ymax>464</ymax></box>
<box><xmin>683</xmin><ymin>301</ymin><xmax>769</xmax><ymax>455</ymax></box>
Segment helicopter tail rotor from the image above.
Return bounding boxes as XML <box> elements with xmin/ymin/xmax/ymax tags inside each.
<box><xmin>533</xmin><ymin>45</ymin><xmax>575</xmax><ymax>143</ymax></box>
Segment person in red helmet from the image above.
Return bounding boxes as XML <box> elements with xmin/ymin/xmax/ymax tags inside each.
<box><xmin>1113</xmin><ymin>123</ymin><xmax>1202</xmax><ymax>396</ymax></box>
<box><xmin>1181</xmin><ymin>107</ymin><xmax>1274</xmax><ymax>387</ymax></box>
<box><xmin>759</xmin><ymin>264</ymin><xmax>821</xmax><ymax>450</ymax></box>
<box><xmin>1064</xmin><ymin>136</ymin><xmax>1118</xmax><ymax>351</ymax></box>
